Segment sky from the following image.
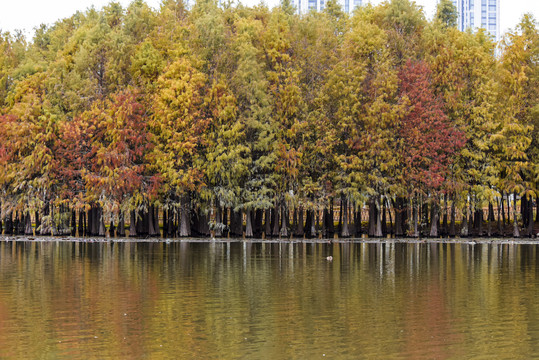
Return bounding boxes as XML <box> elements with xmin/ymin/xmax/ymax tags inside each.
<box><xmin>0</xmin><ymin>0</ymin><xmax>537</xmax><ymax>40</ymax></box>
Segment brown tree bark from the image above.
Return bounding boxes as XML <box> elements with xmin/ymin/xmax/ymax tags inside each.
<box><xmin>513</xmin><ymin>192</ymin><xmax>520</xmax><ymax>238</ymax></box>
<box><xmin>341</xmin><ymin>198</ymin><xmax>350</xmax><ymax>238</ymax></box>
<box><xmin>117</xmin><ymin>212</ymin><xmax>126</xmax><ymax>237</ymax></box>
<box><xmin>25</xmin><ymin>212</ymin><xmax>33</xmax><ymax>235</ymax></box>
<box><xmin>245</xmin><ymin>209</ymin><xmax>253</xmax><ymax>238</ymax></box>
<box><xmin>129</xmin><ymin>210</ymin><xmax>137</xmax><ymax>237</ymax></box>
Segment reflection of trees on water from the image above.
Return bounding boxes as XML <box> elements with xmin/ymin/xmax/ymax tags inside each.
<box><xmin>0</xmin><ymin>241</ymin><xmax>538</xmax><ymax>357</ymax></box>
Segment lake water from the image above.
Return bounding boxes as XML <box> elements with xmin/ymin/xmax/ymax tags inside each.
<box><xmin>0</xmin><ymin>239</ymin><xmax>538</xmax><ymax>359</ymax></box>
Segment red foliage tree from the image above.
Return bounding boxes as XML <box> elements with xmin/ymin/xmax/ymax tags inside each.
<box><xmin>398</xmin><ymin>60</ymin><xmax>465</xmax><ymax>236</ymax></box>
<box><xmin>57</xmin><ymin>90</ymin><xmax>153</xmax><ymax>214</ymax></box>
<box><xmin>398</xmin><ymin>60</ymin><xmax>465</xmax><ymax>195</ymax></box>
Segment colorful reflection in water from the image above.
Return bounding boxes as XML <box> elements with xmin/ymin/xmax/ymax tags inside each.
<box><xmin>0</xmin><ymin>240</ymin><xmax>538</xmax><ymax>359</ymax></box>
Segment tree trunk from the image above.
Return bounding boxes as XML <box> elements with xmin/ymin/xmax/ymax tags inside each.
<box><xmin>387</xmin><ymin>198</ymin><xmax>394</xmax><ymax>236</ymax></box>
<box><xmin>214</xmin><ymin>207</ymin><xmax>222</xmax><ymax>237</ymax></box>
<box><xmin>305</xmin><ymin>210</ymin><xmax>315</xmax><ymax>238</ymax></box>
<box><xmin>328</xmin><ymin>202</ymin><xmax>335</xmax><ymax>237</ymax></box>
<box><xmin>381</xmin><ymin>198</ymin><xmax>387</xmax><ymax>237</ymax></box>
<box><xmin>81</xmin><ymin>211</ymin><xmax>86</xmax><ymax>236</ymax></box>
<box><xmin>442</xmin><ymin>195</ymin><xmax>448</xmax><ymax>236</ymax></box>
<box><xmin>311</xmin><ymin>210</ymin><xmax>317</xmax><ymax>238</ymax></box>
<box><xmin>449</xmin><ymin>197</ymin><xmax>456</xmax><ymax>237</ymax></box>
<box><xmin>322</xmin><ymin>208</ymin><xmax>328</xmax><ymax>238</ymax></box>
<box><xmin>487</xmin><ymin>202</ymin><xmax>494</xmax><ymax>237</ymax></box>
<box><xmin>86</xmin><ymin>207</ymin><xmax>92</xmax><ymax>236</ymax></box>
<box><xmin>296</xmin><ymin>206</ymin><xmax>304</xmax><ymax>237</ymax></box>
<box><xmin>70</xmin><ymin>210</ymin><xmax>76</xmax><ymax>237</ymax></box>
<box><xmin>93</xmin><ymin>207</ymin><xmax>99</xmax><ymax>236</ymax></box>
<box><xmin>505</xmin><ymin>193</ymin><xmax>510</xmax><ymax>236</ymax></box>
<box><xmin>235</xmin><ymin>210</ymin><xmax>244</xmax><ymax>237</ymax></box>
<box><xmin>316</xmin><ymin>210</ymin><xmax>321</xmax><ymax>235</ymax></box>
<box><xmin>162</xmin><ymin>208</ymin><xmax>168</xmax><ymax>237</ymax></box>
<box><xmin>410</xmin><ymin>199</ymin><xmax>418</xmax><ymax>238</ymax></box>
<box><xmin>429</xmin><ymin>200</ymin><xmax>439</xmax><ymax>237</ymax></box>
<box><xmin>25</xmin><ymin>212</ymin><xmax>33</xmax><ymax>235</ymax></box>
<box><xmin>497</xmin><ymin>197</ymin><xmax>503</xmax><ymax>236</ymax></box>
<box><xmin>374</xmin><ymin>196</ymin><xmax>383</xmax><ymax>238</ymax></box>
<box><xmin>136</xmin><ymin>209</ymin><xmax>146</xmax><ymax>236</ymax></box>
<box><xmin>527</xmin><ymin>196</ymin><xmax>534</xmax><ymax>237</ymax></box>
<box><xmin>280</xmin><ymin>204</ymin><xmax>288</xmax><ymax>238</ymax></box>
<box><xmin>41</xmin><ymin>204</ymin><xmax>50</xmax><ymax>236</ymax></box>
<box><xmin>18</xmin><ymin>212</ymin><xmax>24</xmax><ymax>235</ymax></box>
<box><xmin>477</xmin><ymin>209</ymin><xmax>483</xmax><ymax>236</ymax></box>
<box><xmin>469</xmin><ymin>202</ymin><xmax>474</xmax><ymax>236</ymax></box>
<box><xmin>292</xmin><ymin>209</ymin><xmax>298</xmax><ymax>236</ymax></box>
<box><xmin>13</xmin><ymin>212</ymin><xmax>19</xmax><ymax>236</ymax></box>
<box><xmin>117</xmin><ymin>212</ymin><xmax>125</xmax><ymax>237</ymax></box>
<box><xmin>154</xmin><ymin>206</ymin><xmax>160</xmax><ymax>237</ymax></box>
<box><xmin>394</xmin><ymin>198</ymin><xmax>401</xmax><ymax>237</ymax></box>
<box><xmin>513</xmin><ymin>192</ymin><xmax>520</xmax><ymax>238</ymax></box>
<box><xmin>108</xmin><ymin>219</ymin><xmax>115</xmax><ymax>237</ymax></box>
<box><xmin>473</xmin><ymin>207</ymin><xmax>479</xmax><ymax>235</ymax></box>
<box><xmin>254</xmin><ymin>209</ymin><xmax>263</xmax><ymax>237</ymax></box>
<box><xmin>272</xmin><ymin>204</ymin><xmax>280</xmax><ymax>237</ymax></box>
<box><xmin>341</xmin><ymin>198</ymin><xmax>350</xmax><ymax>238</ymax></box>
<box><xmin>501</xmin><ymin>192</ymin><xmax>506</xmax><ymax>227</ymax></box>
<box><xmin>355</xmin><ymin>205</ymin><xmax>362</xmax><ymax>237</ymax></box>
<box><xmin>421</xmin><ymin>198</ymin><xmax>429</xmax><ymax>237</ymax></box>
<box><xmin>461</xmin><ymin>204</ymin><xmax>468</xmax><ymax>237</ymax></box>
<box><xmin>129</xmin><ymin>210</ymin><xmax>137</xmax><ymax>237</ymax></box>
<box><xmin>337</xmin><ymin>200</ymin><xmax>344</xmax><ymax>235</ymax></box>
<box><xmin>264</xmin><ymin>209</ymin><xmax>271</xmax><ymax>238</ymax></box>
<box><xmin>522</xmin><ymin>195</ymin><xmax>528</xmax><ymax>228</ymax></box>
<box><xmin>98</xmin><ymin>207</ymin><xmax>106</xmax><ymax>237</ymax></box>
<box><xmin>169</xmin><ymin>209</ymin><xmax>176</xmax><ymax>237</ymax></box>
<box><xmin>19</xmin><ymin>211</ymin><xmax>26</xmax><ymax>235</ymax></box>
<box><xmin>149</xmin><ymin>205</ymin><xmax>156</xmax><ymax>237</ymax></box>
<box><xmin>191</xmin><ymin>208</ymin><xmax>200</xmax><ymax>236</ymax></box>
<box><xmin>245</xmin><ymin>209</ymin><xmax>253</xmax><ymax>238</ymax></box>
<box><xmin>199</xmin><ymin>210</ymin><xmax>210</xmax><ymax>237</ymax></box>
<box><xmin>368</xmin><ymin>198</ymin><xmax>376</xmax><ymax>237</ymax></box>
<box><xmin>180</xmin><ymin>196</ymin><xmax>191</xmax><ymax>237</ymax></box>
<box><xmin>5</xmin><ymin>212</ymin><xmax>12</xmax><ymax>235</ymax></box>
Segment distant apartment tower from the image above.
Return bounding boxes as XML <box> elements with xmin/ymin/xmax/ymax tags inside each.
<box><xmin>294</xmin><ymin>0</ymin><xmax>362</xmax><ymax>14</ymax></box>
<box><xmin>450</xmin><ymin>0</ymin><xmax>500</xmax><ymax>41</ymax></box>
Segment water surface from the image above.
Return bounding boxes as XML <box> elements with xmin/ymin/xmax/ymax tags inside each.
<box><xmin>0</xmin><ymin>239</ymin><xmax>538</xmax><ymax>359</ymax></box>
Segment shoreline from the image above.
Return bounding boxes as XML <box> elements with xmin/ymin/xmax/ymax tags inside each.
<box><xmin>0</xmin><ymin>235</ymin><xmax>537</xmax><ymax>245</ymax></box>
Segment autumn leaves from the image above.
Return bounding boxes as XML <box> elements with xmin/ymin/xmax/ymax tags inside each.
<box><xmin>0</xmin><ymin>0</ymin><xmax>537</xmax><ymax>237</ymax></box>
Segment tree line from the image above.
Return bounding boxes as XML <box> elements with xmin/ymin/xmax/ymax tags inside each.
<box><xmin>0</xmin><ymin>0</ymin><xmax>537</xmax><ymax>238</ymax></box>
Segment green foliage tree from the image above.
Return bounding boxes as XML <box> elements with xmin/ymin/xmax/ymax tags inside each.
<box><xmin>435</xmin><ymin>0</ymin><xmax>458</xmax><ymax>29</ymax></box>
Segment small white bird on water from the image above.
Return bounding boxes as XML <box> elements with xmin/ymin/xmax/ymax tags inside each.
<box><xmin>326</xmin><ymin>256</ymin><xmax>333</xmax><ymax>261</ymax></box>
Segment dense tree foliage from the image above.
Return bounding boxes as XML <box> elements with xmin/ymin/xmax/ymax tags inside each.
<box><xmin>0</xmin><ymin>0</ymin><xmax>537</xmax><ymax>238</ymax></box>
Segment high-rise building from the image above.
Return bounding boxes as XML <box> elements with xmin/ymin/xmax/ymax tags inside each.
<box><xmin>294</xmin><ymin>0</ymin><xmax>500</xmax><ymax>42</ymax></box>
<box><xmin>294</xmin><ymin>0</ymin><xmax>362</xmax><ymax>15</ymax></box>
<box><xmin>449</xmin><ymin>0</ymin><xmax>500</xmax><ymax>41</ymax></box>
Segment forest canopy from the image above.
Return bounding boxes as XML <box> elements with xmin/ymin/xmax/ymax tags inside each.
<box><xmin>0</xmin><ymin>0</ymin><xmax>537</xmax><ymax>238</ymax></box>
